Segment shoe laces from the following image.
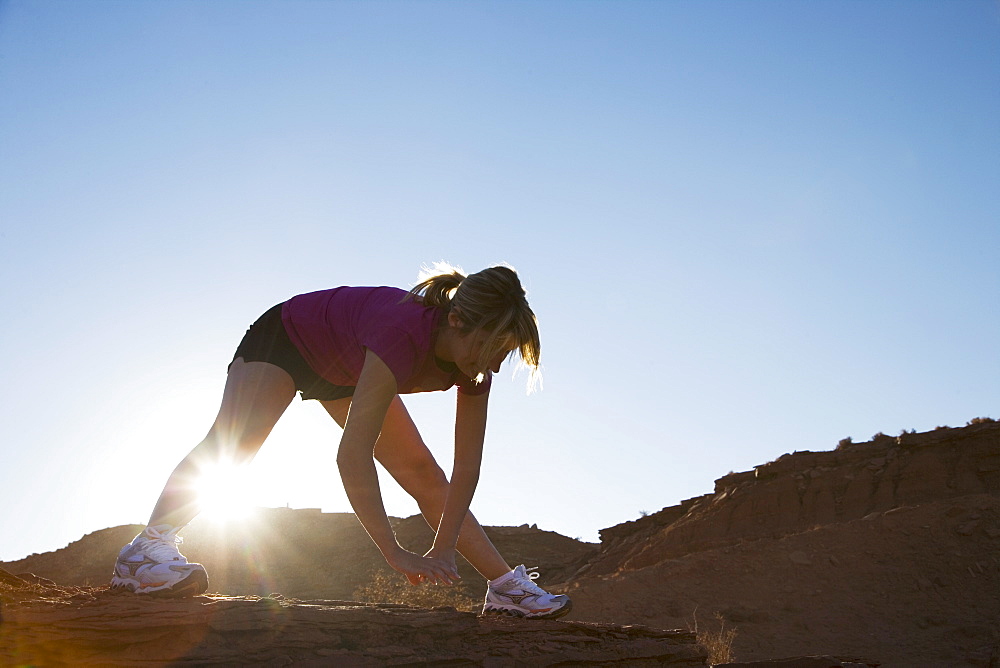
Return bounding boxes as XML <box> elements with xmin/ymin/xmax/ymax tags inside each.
<box><xmin>511</xmin><ymin>565</ymin><xmax>547</xmax><ymax>596</ymax></box>
<box><xmin>139</xmin><ymin>526</ymin><xmax>185</xmax><ymax>562</ymax></box>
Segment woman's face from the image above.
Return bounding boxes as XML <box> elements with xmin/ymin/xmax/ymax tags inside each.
<box><xmin>447</xmin><ymin>313</ymin><xmax>516</xmax><ymax>380</ymax></box>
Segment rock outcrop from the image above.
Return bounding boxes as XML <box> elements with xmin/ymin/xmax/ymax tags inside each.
<box><xmin>557</xmin><ymin>421</ymin><xmax>1000</xmax><ymax>667</ymax></box>
<box><xmin>570</xmin><ymin>421</ymin><xmax>999</xmax><ymax>578</ymax></box>
<box><xmin>0</xmin><ymin>574</ymin><xmax>705</xmax><ymax>666</ymax></box>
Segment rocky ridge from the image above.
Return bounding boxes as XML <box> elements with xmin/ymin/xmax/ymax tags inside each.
<box><xmin>0</xmin><ymin>571</ymin><xmax>706</xmax><ymax>666</ymax></box>
<box><xmin>556</xmin><ymin>421</ymin><xmax>1000</xmax><ymax>667</ymax></box>
<box><xmin>572</xmin><ymin>421</ymin><xmax>999</xmax><ymax>579</ymax></box>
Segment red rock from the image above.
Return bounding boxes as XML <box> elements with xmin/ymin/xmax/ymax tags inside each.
<box><xmin>0</xmin><ymin>589</ymin><xmax>706</xmax><ymax>666</ymax></box>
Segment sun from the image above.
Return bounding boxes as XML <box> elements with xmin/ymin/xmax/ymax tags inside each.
<box><xmin>195</xmin><ymin>461</ymin><xmax>255</xmax><ymax>522</ymax></box>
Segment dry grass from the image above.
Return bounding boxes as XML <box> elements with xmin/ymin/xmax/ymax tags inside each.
<box><xmin>352</xmin><ymin>569</ymin><xmax>480</xmax><ymax>612</ymax></box>
<box><xmin>689</xmin><ymin>609</ymin><xmax>738</xmax><ymax>665</ymax></box>
<box><xmin>1</xmin><ymin>580</ymin><xmax>51</xmax><ymax>604</ymax></box>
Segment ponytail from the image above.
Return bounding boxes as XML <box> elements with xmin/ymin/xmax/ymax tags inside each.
<box><xmin>406</xmin><ymin>261</ymin><xmax>466</xmax><ymax>308</ymax></box>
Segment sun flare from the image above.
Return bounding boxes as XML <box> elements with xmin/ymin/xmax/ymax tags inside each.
<box><xmin>196</xmin><ymin>462</ymin><xmax>254</xmax><ymax>522</ymax></box>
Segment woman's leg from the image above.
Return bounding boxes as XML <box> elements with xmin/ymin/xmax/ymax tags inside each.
<box><xmin>321</xmin><ymin>395</ymin><xmax>511</xmax><ymax>581</ymax></box>
<box><xmin>148</xmin><ymin>358</ymin><xmax>297</xmax><ymax>528</ymax></box>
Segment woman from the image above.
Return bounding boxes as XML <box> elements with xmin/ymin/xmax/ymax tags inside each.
<box><xmin>110</xmin><ymin>263</ymin><xmax>571</xmax><ymax>619</ymax></box>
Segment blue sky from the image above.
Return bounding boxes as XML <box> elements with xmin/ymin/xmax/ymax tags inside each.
<box><xmin>1</xmin><ymin>0</ymin><xmax>997</xmax><ymax>563</ymax></box>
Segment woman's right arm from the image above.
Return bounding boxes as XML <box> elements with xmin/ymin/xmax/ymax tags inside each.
<box><xmin>337</xmin><ymin>349</ymin><xmax>459</xmax><ymax>584</ymax></box>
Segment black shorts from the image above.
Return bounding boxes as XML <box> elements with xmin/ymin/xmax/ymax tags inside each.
<box><xmin>230</xmin><ymin>303</ymin><xmax>356</xmax><ymax>402</ymax></box>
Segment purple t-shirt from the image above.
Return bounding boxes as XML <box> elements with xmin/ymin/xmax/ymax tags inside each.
<box><xmin>281</xmin><ymin>286</ymin><xmax>491</xmax><ymax>396</ymax></box>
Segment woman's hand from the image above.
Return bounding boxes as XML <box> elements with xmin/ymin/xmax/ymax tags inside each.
<box><xmin>386</xmin><ymin>547</ymin><xmax>461</xmax><ymax>586</ymax></box>
<box><xmin>422</xmin><ymin>546</ymin><xmax>460</xmax><ymax>584</ymax></box>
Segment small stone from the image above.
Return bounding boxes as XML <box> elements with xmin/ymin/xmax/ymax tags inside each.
<box><xmin>956</xmin><ymin>521</ymin><xmax>979</xmax><ymax>536</ymax></box>
<box><xmin>789</xmin><ymin>551</ymin><xmax>812</xmax><ymax>565</ymax></box>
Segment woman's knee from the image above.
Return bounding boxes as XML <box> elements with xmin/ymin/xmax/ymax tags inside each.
<box><xmin>382</xmin><ymin>451</ymin><xmax>449</xmax><ymax>495</ymax></box>
<box><xmin>202</xmin><ymin>426</ymin><xmax>263</xmax><ymax>463</ymax></box>
<box><xmin>200</xmin><ymin>360</ymin><xmax>294</xmax><ymax>458</ymax></box>
<box><xmin>178</xmin><ymin>428</ymin><xmax>259</xmax><ymax>476</ymax></box>
<box><xmin>410</xmin><ymin>467</ymin><xmax>450</xmax><ymax>512</ymax></box>
<box><xmin>416</xmin><ymin>459</ymin><xmax>450</xmax><ymax>489</ymax></box>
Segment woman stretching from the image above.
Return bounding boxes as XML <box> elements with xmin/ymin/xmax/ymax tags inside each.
<box><xmin>110</xmin><ymin>263</ymin><xmax>571</xmax><ymax>619</ymax></box>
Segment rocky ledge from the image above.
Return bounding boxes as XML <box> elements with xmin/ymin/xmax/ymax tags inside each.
<box><xmin>0</xmin><ymin>576</ymin><xmax>705</xmax><ymax>666</ymax></box>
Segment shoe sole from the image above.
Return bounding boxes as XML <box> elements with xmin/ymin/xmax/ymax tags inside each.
<box><xmin>482</xmin><ymin>599</ymin><xmax>573</xmax><ymax>620</ymax></box>
<box><xmin>110</xmin><ymin>568</ymin><xmax>209</xmax><ymax>598</ymax></box>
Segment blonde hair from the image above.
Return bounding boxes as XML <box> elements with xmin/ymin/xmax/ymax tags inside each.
<box><xmin>407</xmin><ymin>261</ymin><xmax>542</xmax><ymax>392</ymax></box>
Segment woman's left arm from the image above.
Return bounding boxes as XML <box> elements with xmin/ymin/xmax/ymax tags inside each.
<box><xmin>429</xmin><ymin>389</ymin><xmax>489</xmax><ymax>555</ymax></box>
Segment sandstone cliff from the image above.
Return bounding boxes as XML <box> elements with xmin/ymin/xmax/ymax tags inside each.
<box><xmin>558</xmin><ymin>421</ymin><xmax>1000</xmax><ymax>667</ymax></box>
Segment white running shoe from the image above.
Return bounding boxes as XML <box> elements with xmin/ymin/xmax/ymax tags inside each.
<box><xmin>110</xmin><ymin>526</ymin><xmax>208</xmax><ymax>597</ymax></box>
<box><xmin>482</xmin><ymin>565</ymin><xmax>572</xmax><ymax>619</ymax></box>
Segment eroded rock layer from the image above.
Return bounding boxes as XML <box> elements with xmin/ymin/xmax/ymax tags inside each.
<box><xmin>0</xmin><ymin>580</ymin><xmax>705</xmax><ymax>666</ymax></box>
<box><xmin>573</xmin><ymin>422</ymin><xmax>1000</xmax><ymax>578</ymax></box>
<box><xmin>557</xmin><ymin>422</ymin><xmax>1000</xmax><ymax>667</ymax></box>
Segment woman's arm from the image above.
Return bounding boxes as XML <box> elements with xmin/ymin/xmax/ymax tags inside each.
<box><xmin>337</xmin><ymin>349</ymin><xmax>458</xmax><ymax>584</ymax></box>
<box><xmin>428</xmin><ymin>389</ymin><xmax>489</xmax><ymax>554</ymax></box>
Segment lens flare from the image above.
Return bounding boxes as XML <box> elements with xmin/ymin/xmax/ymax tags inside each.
<box><xmin>196</xmin><ymin>462</ymin><xmax>253</xmax><ymax>522</ymax></box>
